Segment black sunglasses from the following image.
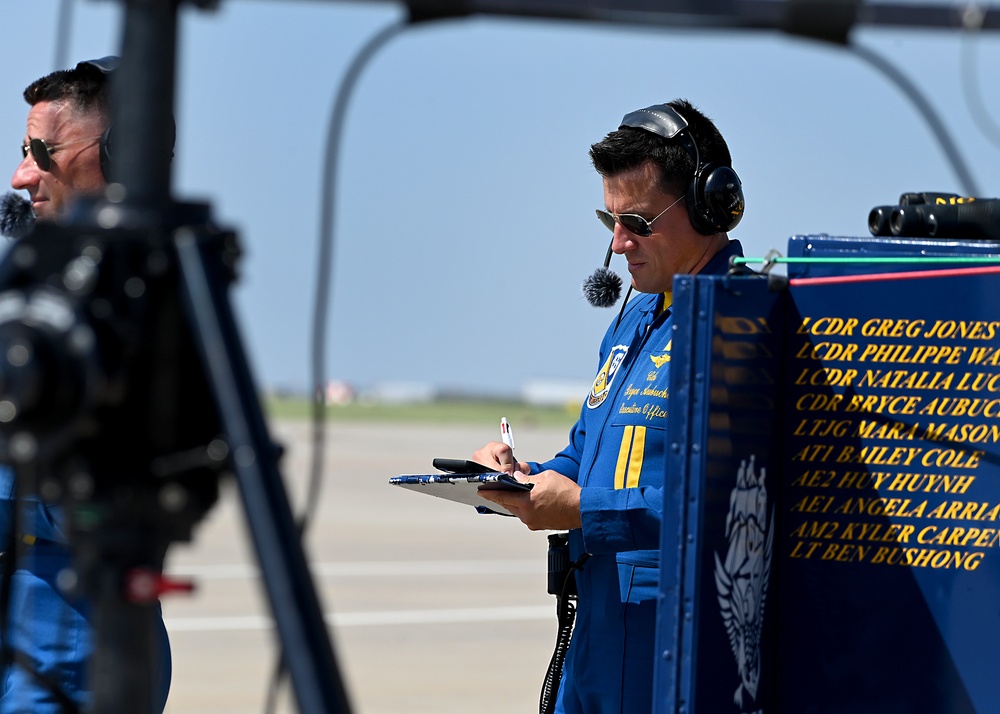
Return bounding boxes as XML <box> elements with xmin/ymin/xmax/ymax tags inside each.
<box><xmin>596</xmin><ymin>195</ymin><xmax>685</xmax><ymax>237</ymax></box>
<box><xmin>20</xmin><ymin>136</ymin><xmax>101</xmax><ymax>172</ymax></box>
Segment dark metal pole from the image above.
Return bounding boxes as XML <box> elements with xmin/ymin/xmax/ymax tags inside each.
<box><xmin>321</xmin><ymin>0</ymin><xmax>1000</xmax><ymax>33</ymax></box>
<box><xmin>84</xmin><ymin>2</ymin><xmax>179</xmax><ymax>711</ymax></box>
<box><xmin>88</xmin><ymin>573</ymin><xmax>160</xmax><ymax>713</ymax></box>
<box><xmin>110</xmin><ymin>0</ymin><xmax>178</xmax><ymax>206</ymax></box>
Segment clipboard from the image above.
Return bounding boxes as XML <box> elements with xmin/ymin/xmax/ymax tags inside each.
<box><xmin>389</xmin><ymin>458</ymin><xmax>532</xmax><ymax>517</ymax></box>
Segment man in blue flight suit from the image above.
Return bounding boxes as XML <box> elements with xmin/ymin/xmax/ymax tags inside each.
<box><xmin>2</xmin><ymin>57</ymin><xmax>172</xmax><ymax>713</ymax></box>
<box><xmin>475</xmin><ymin>99</ymin><xmax>746</xmax><ymax>714</ymax></box>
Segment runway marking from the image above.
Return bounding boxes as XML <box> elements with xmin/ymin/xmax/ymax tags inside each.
<box><xmin>166</xmin><ymin>559</ymin><xmax>541</xmax><ymax>579</ymax></box>
<box><xmin>165</xmin><ymin>605</ymin><xmax>553</xmax><ymax>632</ymax></box>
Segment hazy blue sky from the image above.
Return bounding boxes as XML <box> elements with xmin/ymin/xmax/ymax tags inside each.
<box><xmin>3</xmin><ymin>1</ymin><xmax>1000</xmax><ymax>397</ymax></box>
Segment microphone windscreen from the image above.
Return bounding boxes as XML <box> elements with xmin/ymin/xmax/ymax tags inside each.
<box><xmin>0</xmin><ymin>192</ymin><xmax>34</xmax><ymax>240</ymax></box>
<box><xmin>582</xmin><ymin>266</ymin><xmax>622</xmax><ymax>308</ymax></box>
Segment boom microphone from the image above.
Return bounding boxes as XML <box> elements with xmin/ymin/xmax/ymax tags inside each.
<box><xmin>582</xmin><ymin>240</ymin><xmax>622</xmax><ymax>308</ymax></box>
<box><xmin>0</xmin><ymin>192</ymin><xmax>34</xmax><ymax>240</ymax></box>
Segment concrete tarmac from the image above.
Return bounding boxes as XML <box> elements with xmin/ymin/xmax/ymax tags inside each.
<box><xmin>161</xmin><ymin>418</ymin><xmax>571</xmax><ymax>714</ymax></box>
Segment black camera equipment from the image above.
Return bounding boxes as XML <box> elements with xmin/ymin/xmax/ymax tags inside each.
<box><xmin>0</xmin><ymin>1</ymin><xmax>350</xmax><ymax>713</ymax></box>
<box><xmin>868</xmin><ymin>192</ymin><xmax>1000</xmax><ymax>240</ymax></box>
<box><xmin>546</xmin><ymin>532</ymin><xmax>575</xmax><ymax>598</ymax></box>
<box><xmin>539</xmin><ymin>533</ymin><xmax>588</xmax><ymax>714</ymax></box>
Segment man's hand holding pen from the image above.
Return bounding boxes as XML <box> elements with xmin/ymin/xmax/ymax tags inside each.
<box><xmin>473</xmin><ymin>418</ymin><xmax>582</xmax><ymax>531</ymax></box>
<box><xmin>471</xmin><ymin>440</ymin><xmax>530</xmax><ymax>475</ymax></box>
<box><xmin>472</xmin><ymin>417</ymin><xmax>529</xmax><ymax>477</ymax></box>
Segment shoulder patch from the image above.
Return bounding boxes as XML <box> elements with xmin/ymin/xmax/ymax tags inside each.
<box><xmin>588</xmin><ymin>345</ymin><xmax>628</xmax><ymax>409</ymax></box>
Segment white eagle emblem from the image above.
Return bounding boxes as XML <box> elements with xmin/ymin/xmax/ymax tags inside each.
<box><xmin>714</xmin><ymin>455</ymin><xmax>774</xmax><ymax>710</ymax></box>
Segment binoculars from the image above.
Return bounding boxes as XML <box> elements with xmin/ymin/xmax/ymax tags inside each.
<box><xmin>869</xmin><ymin>192</ymin><xmax>1000</xmax><ymax>241</ymax></box>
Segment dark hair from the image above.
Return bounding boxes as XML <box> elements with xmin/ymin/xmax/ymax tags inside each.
<box><xmin>589</xmin><ymin>99</ymin><xmax>732</xmax><ymax>198</ymax></box>
<box><xmin>23</xmin><ymin>62</ymin><xmax>112</xmax><ymax>119</ymax></box>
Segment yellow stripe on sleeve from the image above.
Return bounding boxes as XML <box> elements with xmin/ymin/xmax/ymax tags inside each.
<box><xmin>626</xmin><ymin>426</ymin><xmax>646</xmax><ymax>488</ymax></box>
<box><xmin>614</xmin><ymin>425</ymin><xmax>633</xmax><ymax>489</ymax></box>
<box><xmin>614</xmin><ymin>425</ymin><xmax>647</xmax><ymax>489</ymax></box>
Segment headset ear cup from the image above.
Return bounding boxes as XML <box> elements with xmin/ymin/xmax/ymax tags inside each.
<box><xmin>99</xmin><ymin>124</ymin><xmax>114</xmax><ymax>182</ymax></box>
<box><xmin>688</xmin><ymin>163</ymin><xmax>744</xmax><ymax>235</ymax></box>
<box><xmin>97</xmin><ymin>120</ymin><xmax>176</xmax><ymax>183</ymax></box>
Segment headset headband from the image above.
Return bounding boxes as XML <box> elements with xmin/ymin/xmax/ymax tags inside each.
<box><xmin>620</xmin><ymin>105</ymin><xmax>687</xmax><ymax>141</ymax></box>
<box><xmin>77</xmin><ymin>56</ymin><xmax>120</xmax><ymax>74</ymax></box>
<box><xmin>620</xmin><ymin>104</ymin><xmax>704</xmax><ymax>174</ymax></box>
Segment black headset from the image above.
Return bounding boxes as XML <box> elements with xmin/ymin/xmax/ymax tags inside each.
<box><xmin>76</xmin><ymin>57</ymin><xmax>120</xmax><ymax>182</ymax></box>
<box><xmin>619</xmin><ymin>103</ymin><xmax>744</xmax><ymax>236</ymax></box>
<box><xmin>77</xmin><ymin>56</ymin><xmax>175</xmax><ymax>183</ymax></box>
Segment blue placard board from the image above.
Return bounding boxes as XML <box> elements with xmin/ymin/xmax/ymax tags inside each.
<box><xmin>656</xmin><ymin>272</ymin><xmax>784</xmax><ymax>714</ymax></box>
<box><xmin>654</xmin><ymin>238</ymin><xmax>1000</xmax><ymax>714</ymax></box>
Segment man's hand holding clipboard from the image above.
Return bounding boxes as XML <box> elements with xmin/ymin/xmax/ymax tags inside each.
<box><xmin>471</xmin><ymin>418</ymin><xmax>582</xmax><ymax>531</ymax></box>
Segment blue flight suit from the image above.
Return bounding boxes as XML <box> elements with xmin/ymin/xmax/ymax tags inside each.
<box><xmin>0</xmin><ymin>466</ymin><xmax>171</xmax><ymax>713</ymax></box>
<box><xmin>528</xmin><ymin>241</ymin><xmax>744</xmax><ymax>714</ymax></box>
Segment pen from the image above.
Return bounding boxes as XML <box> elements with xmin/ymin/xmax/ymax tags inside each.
<box><xmin>500</xmin><ymin>417</ymin><xmax>515</xmax><ymax>454</ymax></box>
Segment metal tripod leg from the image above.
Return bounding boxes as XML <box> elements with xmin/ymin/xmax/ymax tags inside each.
<box><xmin>174</xmin><ymin>226</ymin><xmax>351</xmax><ymax>714</ymax></box>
